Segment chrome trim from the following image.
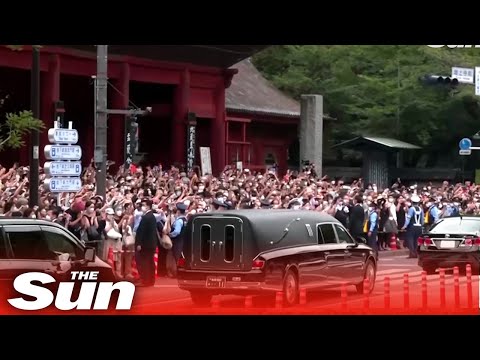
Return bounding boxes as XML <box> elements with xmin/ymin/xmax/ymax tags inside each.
<box><xmin>178</xmin><ymin>279</ymin><xmax>281</xmax><ymax>292</ymax></box>
<box><xmin>199</xmin><ymin>224</ymin><xmax>212</xmax><ymax>263</ymax></box>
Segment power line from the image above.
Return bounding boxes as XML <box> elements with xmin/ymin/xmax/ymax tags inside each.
<box><xmin>188</xmin><ymin>45</ymin><xmax>254</xmax><ymax>55</ymax></box>
<box><xmin>107</xmin><ymin>80</ymin><xmax>141</xmax><ymax>110</ymax></box>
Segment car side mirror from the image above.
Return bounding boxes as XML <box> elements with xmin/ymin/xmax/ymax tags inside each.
<box><xmin>84</xmin><ymin>247</ymin><xmax>96</xmax><ymax>262</ymax></box>
<box><xmin>356</xmin><ymin>237</ymin><xmax>367</xmax><ymax>244</ymax></box>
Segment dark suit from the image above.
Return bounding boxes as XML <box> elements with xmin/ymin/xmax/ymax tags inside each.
<box><xmin>349</xmin><ymin>204</ymin><xmax>366</xmax><ymax>239</ymax></box>
<box><xmin>135</xmin><ymin>210</ymin><xmax>158</xmax><ymax>285</ymax></box>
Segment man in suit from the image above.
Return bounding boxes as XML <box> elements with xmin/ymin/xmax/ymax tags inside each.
<box><xmin>135</xmin><ymin>199</ymin><xmax>158</xmax><ymax>287</ymax></box>
<box><xmin>349</xmin><ymin>195</ymin><xmax>366</xmax><ymax>240</ymax></box>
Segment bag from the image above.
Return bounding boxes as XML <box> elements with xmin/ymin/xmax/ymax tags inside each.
<box><xmin>87</xmin><ymin>226</ymin><xmax>100</xmax><ymax>240</ymax></box>
<box><xmin>107</xmin><ymin>228</ymin><xmax>122</xmax><ymax>240</ymax></box>
<box><xmin>160</xmin><ymin>233</ymin><xmax>173</xmax><ymax>250</ymax></box>
<box><xmin>384</xmin><ymin>219</ymin><xmax>398</xmax><ymax>234</ymax></box>
<box><xmin>123</xmin><ymin>226</ymin><xmax>135</xmax><ymax>247</ymax></box>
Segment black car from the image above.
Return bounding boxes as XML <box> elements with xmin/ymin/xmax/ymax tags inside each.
<box><xmin>177</xmin><ymin>210</ymin><xmax>378</xmax><ymax>306</ymax></box>
<box><xmin>0</xmin><ymin>219</ymin><xmax>115</xmax><ymax>305</ymax></box>
<box><xmin>418</xmin><ymin>215</ymin><xmax>480</xmax><ymax>274</ymax></box>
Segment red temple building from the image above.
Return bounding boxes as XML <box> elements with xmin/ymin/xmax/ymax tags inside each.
<box><xmin>0</xmin><ymin>45</ymin><xmax>323</xmax><ymax>175</ymax></box>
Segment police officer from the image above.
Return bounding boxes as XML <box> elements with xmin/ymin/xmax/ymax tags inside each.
<box><xmin>366</xmin><ymin>201</ymin><xmax>378</xmax><ymax>252</ymax></box>
<box><xmin>170</xmin><ymin>202</ymin><xmax>188</xmax><ymax>263</ymax></box>
<box><xmin>402</xmin><ymin>195</ymin><xmax>424</xmax><ymax>259</ymax></box>
<box><xmin>424</xmin><ymin>197</ymin><xmax>439</xmax><ymax>231</ymax></box>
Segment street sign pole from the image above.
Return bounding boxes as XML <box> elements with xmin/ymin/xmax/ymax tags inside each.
<box><xmin>29</xmin><ymin>46</ymin><xmax>40</xmax><ymax>208</ymax></box>
<box><xmin>95</xmin><ymin>45</ymin><xmax>108</xmax><ymax>200</ymax></box>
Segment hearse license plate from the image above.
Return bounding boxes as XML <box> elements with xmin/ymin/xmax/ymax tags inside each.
<box><xmin>440</xmin><ymin>240</ymin><xmax>456</xmax><ymax>249</ymax></box>
<box><xmin>206</xmin><ymin>276</ymin><xmax>226</xmax><ymax>288</ymax></box>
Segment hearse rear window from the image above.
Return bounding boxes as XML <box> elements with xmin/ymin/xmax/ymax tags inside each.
<box><xmin>200</xmin><ymin>225</ymin><xmax>211</xmax><ymax>262</ymax></box>
<box><xmin>224</xmin><ymin>226</ymin><xmax>235</xmax><ymax>262</ymax></box>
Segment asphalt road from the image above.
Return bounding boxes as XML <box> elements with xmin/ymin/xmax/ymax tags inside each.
<box><xmin>128</xmin><ymin>250</ymin><xmax>479</xmax><ymax>315</ymax></box>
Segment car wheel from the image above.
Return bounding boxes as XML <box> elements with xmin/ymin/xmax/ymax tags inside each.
<box><xmin>189</xmin><ymin>291</ymin><xmax>213</xmax><ymax>307</ymax></box>
<box><xmin>356</xmin><ymin>260</ymin><xmax>376</xmax><ymax>295</ymax></box>
<box><xmin>283</xmin><ymin>269</ymin><xmax>299</xmax><ymax>307</ymax></box>
<box><xmin>422</xmin><ymin>265</ymin><xmax>437</xmax><ymax>275</ymax></box>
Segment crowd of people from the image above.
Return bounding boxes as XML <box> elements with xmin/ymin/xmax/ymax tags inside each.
<box><xmin>0</xmin><ymin>161</ymin><xmax>475</xmax><ymax>285</ymax></box>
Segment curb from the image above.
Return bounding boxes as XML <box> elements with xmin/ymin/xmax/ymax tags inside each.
<box><xmin>378</xmin><ymin>249</ymin><xmax>410</xmax><ymax>258</ymax></box>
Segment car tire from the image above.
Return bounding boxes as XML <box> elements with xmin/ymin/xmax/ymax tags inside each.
<box><xmin>189</xmin><ymin>291</ymin><xmax>212</xmax><ymax>307</ymax></box>
<box><xmin>422</xmin><ymin>266</ymin><xmax>437</xmax><ymax>275</ymax></box>
<box><xmin>283</xmin><ymin>268</ymin><xmax>299</xmax><ymax>307</ymax></box>
<box><xmin>356</xmin><ymin>260</ymin><xmax>376</xmax><ymax>295</ymax></box>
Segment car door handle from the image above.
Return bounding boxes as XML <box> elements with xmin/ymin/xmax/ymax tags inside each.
<box><xmin>324</xmin><ymin>251</ymin><xmax>330</xmax><ymax>256</ymax></box>
<box><xmin>218</xmin><ymin>241</ymin><xmax>223</xmax><ymax>251</ymax></box>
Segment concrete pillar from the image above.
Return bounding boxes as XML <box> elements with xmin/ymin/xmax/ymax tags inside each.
<box><xmin>299</xmin><ymin>94</ymin><xmax>323</xmax><ymax>176</ymax></box>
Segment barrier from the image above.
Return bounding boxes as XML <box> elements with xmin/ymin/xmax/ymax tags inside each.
<box><xmin>245</xmin><ymin>296</ymin><xmax>253</xmax><ymax>308</ymax></box>
<box><xmin>341</xmin><ymin>283</ymin><xmax>348</xmax><ymax>309</ymax></box>
<box><xmin>384</xmin><ymin>277</ymin><xmax>390</xmax><ymax>309</ymax></box>
<box><xmin>299</xmin><ymin>288</ymin><xmax>307</xmax><ymax>306</ymax></box>
<box><xmin>389</xmin><ymin>234</ymin><xmax>397</xmax><ymax>250</ymax></box>
<box><xmin>453</xmin><ymin>266</ymin><xmax>460</xmax><ymax>308</ymax></box>
<box><xmin>466</xmin><ymin>264</ymin><xmax>473</xmax><ymax>308</ymax></box>
<box><xmin>421</xmin><ymin>271</ymin><xmax>427</xmax><ymax>309</ymax></box>
<box><xmin>439</xmin><ymin>268</ymin><xmax>446</xmax><ymax>308</ymax></box>
<box><xmin>363</xmin><ymin>278</ymin><xmax>370</xmax><ymax>309</ymax></box>
<box><xmin>403</xmin><ymin>274</ymin><xmax>409</xmax><ymax>308</ymax></box>
<box><xmin>275</xmin><ymin>292</ymin><xmax>283</xmax><ymax>309</ymax></box>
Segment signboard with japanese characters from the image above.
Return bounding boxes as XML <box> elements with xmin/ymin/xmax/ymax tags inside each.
<box><xmin>43</xmin><ymin>121</ymin><xmax>83</xmax><ymax>193</ymax></box>
<box><xmin>452</xmin><ymin>67</ymin><xmax>475</xmax><ymax>84</ymax></box>
<box><xmin>186</xmin><ymin>124</ymin><xmax>196</xmax><ymax>173</ymax></box>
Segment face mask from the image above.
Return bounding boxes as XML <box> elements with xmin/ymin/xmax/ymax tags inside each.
<box><xmin>438</xmin><ymin>204</ymin><xmax>443</xmax><ymax>209</ymax></box>
<box><xmin>87</xmin><ymin>208</ymin><xmax>94</xmax><ymax>214</ymax></box>
<box><xmin>31</xmin><ymin>215</ymin><xmax>36</xmax><ymax>219</ymax></box>
<box><xmin>45</xmin><ymin>215</ymin><xmax>51</xmax><ymax>221</ymax></box>
<box><xmin>198</xmin><ymin>186</ymin><xmax>205</xmax><ymax>192</ymax></box>
<box><xmin>368</xmin><ymin>207</ymin><xmax>374</xmax><ymax>212</ymax></box>
<box><xmin>141</xmin><ymin>206</ymin><xmax>147</xmax><ymax>213</ymax></box>
<box><xmin>426</xmin><ymin>202</ymin><xmax>432</xmax><ymax>208</ymax></box>
<box><xmin>388</xmin><ymin>198</ymin><xmax>394</xmax><ymax>203</ymax></box>
<box><xmin>175</xmin><ymin>191</ymin><xmax>181</xmax><ymax>197</ymax></box>
<box><xmin>116</xmin><ymin>210</ymin><xmax>123</xmax><ymax>216</ymax></box>
<box><xmin>405</xmin><ymin>202</ymin><xmax>411</xmax><ymax>207</ymax></box>
<box><xmin>293</xmin><ymin>205</ymin><xmax>301</xmax><ymax>210</ymax></box>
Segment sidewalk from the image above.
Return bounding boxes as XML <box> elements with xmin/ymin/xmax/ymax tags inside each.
<box><xmin>378</xmin><ymin>248</ymin><xmax>409</xmax><ymax>258</ymax></box>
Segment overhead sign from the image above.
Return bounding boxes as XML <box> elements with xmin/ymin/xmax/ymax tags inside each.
<box><xmin>44</xmin><ymin>161</ymin><xmax>82</xmax><ymax>177</ymax></box>
<box><xmin>459</xmin><ymin>138</ymin><xmax>472</xmax><ymax>150</ymax></box>
<box><xmin>452</xmin><ymin>67</ymin><xmax>474</xmax><ymax>84</ymax></box>
<box><xmin>48</xmin><ymin>128</ymin><xmax>78</xmax><ymax>144</ymax></box>
<box><xmin>44</xmin><ymin>145</ymin><xmax>82</xmax><ymax>160</ymax></box>
<box><xmin>186</xmin><ymin>124</ymin><xmax>196</xmax><ymax>173</ymax></box>
<box><xmin>199</xmin><ymin>147</ymin><xmax>211</xmax><ymax>176</ymax></box>
<box><xmin>44</xmin><ymin>177</ymin><xmax>82</xmax><ymax>192</ymax></box>
<box><xmin>476</xmin><ymin>67</ymin><xmax>480</xmax><ymax>96</ymax></box>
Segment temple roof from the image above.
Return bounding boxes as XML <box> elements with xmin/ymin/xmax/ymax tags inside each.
<box><xmin>226</xmin><ymin>58</ymin><xmax>301</xmax><ymax>118</ymax></box>
<box><xmin>59</xmin><ymin>45</ymin><xmax>268</xmax><ymax>68</ymax></box>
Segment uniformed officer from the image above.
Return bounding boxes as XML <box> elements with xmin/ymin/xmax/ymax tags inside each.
<box><xmin>402</xmin><ymin>195</ymin><xmax>424</xmax><ymax>258</ymax></box>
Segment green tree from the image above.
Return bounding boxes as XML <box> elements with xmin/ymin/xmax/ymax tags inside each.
<box><xmin>253</xmin><ymin>45</ymin><xmax>480</xmax><ymax>167</ymax></box>
<box><xmin>0</xmin><ymin>111</ymin><xmax>45</xmax><ymax>150</ymax></box>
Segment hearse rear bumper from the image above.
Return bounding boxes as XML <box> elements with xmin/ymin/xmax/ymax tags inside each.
<box><xmin>177</xmin><ymin>270</ymin><xmax>282</xmax><ymax>293</ymax></box>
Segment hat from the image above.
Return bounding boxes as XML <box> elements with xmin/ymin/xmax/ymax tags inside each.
<box><xmin>260</xmin><ymin>199</ymin><xmax>272</xmax><ymax>208</ymax></box>
<box><xmin>411</xmin><ymin>195</ymin><xmax>420</xmax><ymax>203</ymax></box>
<box><xmin>176</xmin><ymin>202</ymin><xmax>188</xmax><ymax>211</ymax></box>
<box><xmin>213</xmin><ymin>199</ymin><xmax>228</xmax><ymax>208</ymax></box>
<box><xmin>105</xmin><ymin>208</ymin><xmax>115</xmax><ymax>215</ymax></box>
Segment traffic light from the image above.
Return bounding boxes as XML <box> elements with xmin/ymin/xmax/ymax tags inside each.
<box><xmin>419</xmin><ymin>75</ymin><xmax>459</xmax><ymax>87</ymax></box>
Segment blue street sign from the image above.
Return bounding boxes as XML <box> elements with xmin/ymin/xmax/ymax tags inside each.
<box><xmin>459</xmin><ymin>138</ymin><xmax>472</xmax><ymax>150</ymax></box>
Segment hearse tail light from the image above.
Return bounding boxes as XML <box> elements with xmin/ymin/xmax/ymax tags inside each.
<box><xmin>177</xmin><ymin>257</ymin><xmax>186</xmax><ymax>269</ymax></box>
<box><xmin>465</xmin><ymin>238</ymin><xmax>473</xmax><ymax>246</ymax></box>
<box><xmin>252</xmin><ymin>259</ymin><xmax>265</xmax><ymax>270</ymax></box>
<box><xmin>418</xmin><ymin>236</ymin><xmax>432</xmax><ymax>246</ymax></box>
<box><xmin>474</xmin><ymin>237</ymin><xmax>480</xmax><ymax>246</ymax></box>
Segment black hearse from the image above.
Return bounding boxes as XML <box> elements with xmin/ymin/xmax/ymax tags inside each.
<box><xmin>177</xmin><ymin>210</ymin><xmax>378</xmax><ymax>306</ymax></box>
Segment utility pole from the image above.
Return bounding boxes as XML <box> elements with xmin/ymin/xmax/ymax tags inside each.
<box><xmin>94</xmin><ymin>45</ymin><xmax>152</xmax><ymax>199</ymax></box>
<box><xmin>29</xmin><ymin>46</ymin><xmax>40</xmax><ymax>207</ymax></box>
<box><xmin>95</xmin><ymin>45</ymin><xmax>109</xmax><ymax>200</ymax></box>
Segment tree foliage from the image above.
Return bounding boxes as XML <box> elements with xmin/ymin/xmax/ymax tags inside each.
<box><xmin>0</xmin><ymin>111</ymin><xmax>45</xmax><ymax>150</ymax></box>
<box><xmin>253</xmin><ymin>46</ymin><xmax>480</xmax><ymax>167</ymax></box>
